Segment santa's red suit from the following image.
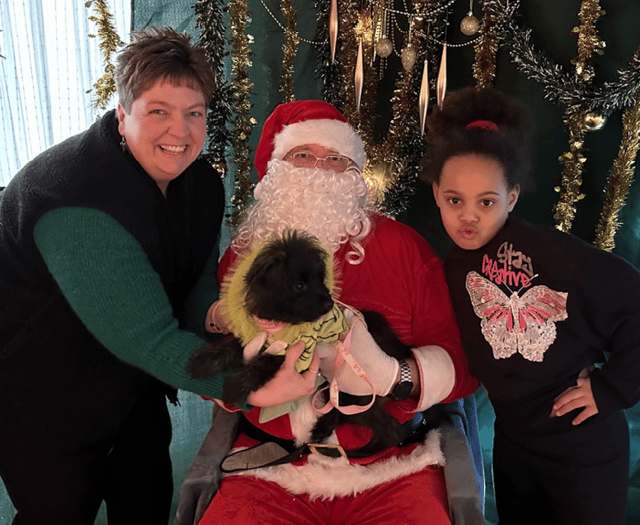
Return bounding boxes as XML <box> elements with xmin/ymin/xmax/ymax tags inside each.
<box><xmin>199</xmin><ymin>100</ymin><xmax>479</xmax><ymax>524</ymax></box>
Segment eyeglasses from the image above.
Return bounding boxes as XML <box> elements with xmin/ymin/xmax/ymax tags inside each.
<box><xmin>285</xmin><ymin>151</ymin><xmax>354</xmax><ymax>173</ymax></box>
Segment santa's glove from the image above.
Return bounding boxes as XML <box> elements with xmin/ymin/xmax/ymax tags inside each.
<box><xmin>316</xmin><ymin>342</ymin><xmax>339</xmax><ymax>380</ymax></box>
<box><xmin>333</xmin><ymin>309</ymin><xmax>399</xmax><ymax>397</ymax></box>
<box><xmin>173</xmin><ymin>404</ymin><xmax>241</xmax><ymax>525</ymax></box>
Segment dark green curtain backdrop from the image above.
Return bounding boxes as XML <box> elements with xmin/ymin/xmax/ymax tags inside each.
<box><xmin>132</xmin><ymin>1</ymin><xmax>640</xmax><ymax>524</ymax></box>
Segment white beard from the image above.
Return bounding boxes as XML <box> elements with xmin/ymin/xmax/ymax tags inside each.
<box><xmin>232</xmin><ymin>160</ymin><xmax>373</xmax><ymax>263</ymax></box>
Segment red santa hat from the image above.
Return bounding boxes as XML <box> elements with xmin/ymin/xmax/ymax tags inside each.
<box><xmin>254</xmin><ymin>100</ymin><xmax>367</xmax><ymax>180</ymax></box>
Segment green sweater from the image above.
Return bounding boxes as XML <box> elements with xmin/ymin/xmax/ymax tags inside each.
<box><xmin>34</xmin><ymin>206</ymin><xmax>228</xmax><ymax>400</ymax></box>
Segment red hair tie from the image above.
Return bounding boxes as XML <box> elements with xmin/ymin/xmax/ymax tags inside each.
<box><xmin>466</xmin><ymin>119</ymin><xmax>499</xmax><ymax>132</ymax></box>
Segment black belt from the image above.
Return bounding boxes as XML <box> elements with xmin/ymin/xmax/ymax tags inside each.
<box><xmin>220</xmin><ymin>412</ymin><xmax>434</xmax><ymax>474</ymax></box>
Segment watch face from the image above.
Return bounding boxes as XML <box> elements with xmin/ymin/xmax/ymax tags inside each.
<box><xmin>393</xmin><ymin>382</ymin><xmax>413</xmax><ymax>401</ymax></box>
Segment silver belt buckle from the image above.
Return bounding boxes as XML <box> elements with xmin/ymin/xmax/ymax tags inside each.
<box><xmin>307</xmin><ymin>443</ymin><xmax>347</xmax><ymax>458</ymax></box>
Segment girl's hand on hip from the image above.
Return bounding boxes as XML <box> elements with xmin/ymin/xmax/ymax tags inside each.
<box><xmin>550</xmin><ymin>377</ymin><xmax>598</xmax><ymax>425</ymax></box>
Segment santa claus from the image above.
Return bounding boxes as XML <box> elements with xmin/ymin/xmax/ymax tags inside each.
<box><xmin>180</xmin><ymin>100</ymin><xmax>479</xmax><ymax>525</ymax></box>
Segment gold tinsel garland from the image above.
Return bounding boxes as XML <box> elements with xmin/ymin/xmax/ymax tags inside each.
<box><xmin>594</xmin><ymin>93</ymin><xmax>640</xmax><ymax>251</ymax></box>
<box><xmin>572</xmin><ymin>0</ymin><xmax>605</xmax><ymax>83</ymax></box>
<box><xmin>87</xmin><ymin>0</ymin><xmax>124</xmax><ymax>110</ymax></box>
<box><xmin>228</xmin><ymin>0</ymin><xmax>257</xmax><ymax>226</ymax></box>
<box><xmin>553</xmin><ymin>105</ymin><xmax>588</xmax><ymax>232</ymax></box>
<box><xmin>552</xmin><ymin>0</ymin><xmax>603</xmax><ymax>232</ymax></box>
<box><xmin>473</xmin><ymin>0</ymin><xmax>498</xmax><ymax>88</ymax></box>
<box><xmin>280</xmin><ymin>0</ymin><xmax>299</xmax><ymax>102</ymax></box>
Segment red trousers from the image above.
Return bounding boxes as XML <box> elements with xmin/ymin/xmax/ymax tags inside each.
<box><xmin>200</xmin><ymin>465</ymin><xmax>451</xmax><ymax>525</ymax></box>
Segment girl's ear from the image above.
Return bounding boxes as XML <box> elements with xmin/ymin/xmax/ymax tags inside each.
<box><xmin>432</xmin><ymin>182</ymin><xmax>441</xmax><ymax>207</ymax></box>
<box><xmin>507</xmin><ymin>184</ymin><xmax>520</xmax><ymax>212</ymax></box>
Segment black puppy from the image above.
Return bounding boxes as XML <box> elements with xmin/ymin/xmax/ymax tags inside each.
<box><xmin>188</xmin><ymin>231</ymin><xmax>428</xmax><ymax>453</ymax></box>
<box><xmin>188</xmin><ymin>231</ymin><xmax>334</xmax><ymax>404</ymax></box>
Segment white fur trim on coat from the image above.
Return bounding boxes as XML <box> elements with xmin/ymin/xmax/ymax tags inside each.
<box><xmin>225</xmin><ymin>430</ymin><xmax>444</xmax><ymax>500</ymax></box>
<box><xmin>272</xmin><ymin>119</ymin><xmax>367</xmax><ymax>169</ymax></box>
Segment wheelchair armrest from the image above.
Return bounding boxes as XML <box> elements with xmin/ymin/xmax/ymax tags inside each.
<box><xmin>440</xmin><ymin>419</ymin><xmax>486</xmax><ymax>525</ymax></box>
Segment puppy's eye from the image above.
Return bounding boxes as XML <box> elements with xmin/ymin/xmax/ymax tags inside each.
<box><xmin>294</xmin><ymin>281</ymin><xmax>306</xmax><ymax>292</ymax></box>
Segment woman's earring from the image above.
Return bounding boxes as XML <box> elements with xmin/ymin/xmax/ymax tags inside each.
<box><xmin>120</xmin><ymin>136</ymin><xmax>129</xmax><ymax>153</ymax></box>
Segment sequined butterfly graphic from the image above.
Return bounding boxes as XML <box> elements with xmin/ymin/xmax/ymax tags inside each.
<box><xmin>465</xmin><ymin>271</ymin><xmax>568</xmax><ymax>362</ymax></box>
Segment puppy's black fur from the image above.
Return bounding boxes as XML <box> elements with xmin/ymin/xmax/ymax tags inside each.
<box><xmin>188</xmin><ymin>231</ymin><xmax>333</xmax><ymax>404</ymax></box>
<box><xmin>188</xmin><ymin>231</ymin><xmax>440</xmax><ymax>453</ymax></box>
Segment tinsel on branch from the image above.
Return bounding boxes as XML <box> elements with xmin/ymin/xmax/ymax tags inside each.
<box><xmin>473</xmin><ymin>0</ymin><xmax>498</xmax><ymax>88</ymax></box>
<box><xmin>194</xmin><ymin>0</ymin><xmax>232</xmax><ymax>178</ymax></box>
<box><xmin>552</xmin><ymin>0</ymin><xmax>602</xmax><ymax>232</ymax></box>
<box><xmin>487</xmin><ymin>0</ymin><xmax>640</xmax><ymax>116</ymax></box>
<box><xmin>594</xmin><ymin>43</ymin><xmax>640</xmax><ymax>249</ymax></box>
<box><xmin>594</xmin><ymin>93</ymin><xmax>640</xmax><ymax>251</ymax></box>
<box><xmin>375</xmin><ymin>0</ymin><xmax>430</xmax><ymax>216</ymax></box>
<box><xmin>280</xmin><ymin>0</ymin><xmax>299</xmax><ymax>102</ymax></box>
<box><xmin>228</xmin><ymin>0</ymin><xmax>256</xmax><ymax>226</ymax></box>
<box><xmin>485</xmin><ymin>0</ymin><xmax>640</xmax><ymax>239</ymax></box>
<box><xmin>572</xmin><ymin>0</ymin><xmax>605</xmax><ymax>83</ymax></box>
<box><xmin>87</xmin><ymin>0</ymin><xmax>124</xmax><ymax>110</ymax></box>
<box><xmin>553</xmin><ymin>105</ymin><xmax>588</xmax><ymax>232</ymax></box>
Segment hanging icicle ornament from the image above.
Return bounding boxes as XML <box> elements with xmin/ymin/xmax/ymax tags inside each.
<box><xmin>460</xmin><ymin>0</ymin><xmax>480</xmax><ymax>36</ymax></box>
<box><xmin>419</xmin><ymin>58</ymin><xmax>430</xmax><ymax>135</ymax></box>
<box><xmin>329</xmin><ymin>0</ymin><xmax>338</xmax><ymax>63</ymax></box>
<box><xmin>355</xmin><ymin>38</ymin><xmax>364</xmax><ymax>111</ymax></box>
<box><xmin>437</xmin><ymin>43</ymin><xmax>448</xmax><ymax>108</ymax></box>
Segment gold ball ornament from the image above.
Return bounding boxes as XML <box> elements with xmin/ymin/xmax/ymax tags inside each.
<box><xmin>401</xmin><ymin>45</ymin><xmax>417</xmax><ymax>72</ymax></box>
<box><xmin>375</xmin><ymin>38</ymin><xmax>393</xmax><ymax>58</ymax></box>
<box><xmin>584</xmin><ymin>113</ymin><xmax>606</xmax><ymax>131</ymax></box>
<box><xmin>460</xmin><ymin>13</ymin><xmax>480</xmax><ymax>36</ymax></box>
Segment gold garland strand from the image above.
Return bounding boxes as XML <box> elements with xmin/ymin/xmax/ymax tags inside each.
<box><xmin>553</xmin><ymin>105</ymin><xmax>588</xmax><ymax>231</ymax></box>
<box><xmin>594</xmin><ymin>57</ymin><xmax>640</xmax><ymax>252</ymax></box>
<box><xmin>87</xmin><ymin>0</ymin><xmax>124</xmax><ymax>110</ymax></box>
<box><xmin>552</xmin><ymin>0</ymin><xmax>603</xmax><ymax>232</ymax></box>
<box><xmin>593</xmin><ymin>96</ymin><xmax>640</xmax><ymax>251</ymax></box>
<box><xmin>280</xmin><ymin>0</ymin><xmax>299</xmax><ymax>102</ymax></box>
<box><xmin>473</xmin><ymin>0</ymin><xmax>498</xmax><ymax>88</ymax></box>
<box><xmin>228</xmin><ymin>0</ymin><xmax>257</xmax><ymax>227</ymax></box>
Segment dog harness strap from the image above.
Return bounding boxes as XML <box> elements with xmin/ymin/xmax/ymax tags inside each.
<box><xmin>330</xmin><ymin>336</ymin><xmax>376</xmax><ymax>414</ymax></box>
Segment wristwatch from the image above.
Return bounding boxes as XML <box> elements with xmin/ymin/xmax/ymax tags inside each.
<box><xmin>391</xmin><ymin>359</ymin><xmax>413</xmax><ymax>401</ymax></box>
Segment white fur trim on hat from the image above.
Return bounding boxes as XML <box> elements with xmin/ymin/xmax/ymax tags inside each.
<box><xmin>272</xmin><ymin>119</ymin><xmax>367</xmax><ymax>169</ymax></box>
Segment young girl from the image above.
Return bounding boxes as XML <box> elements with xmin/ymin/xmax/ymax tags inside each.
<box><xmin>423</xmin><ymin>86</ymin><xmax>639</xmax><ymax>525</ymax></box>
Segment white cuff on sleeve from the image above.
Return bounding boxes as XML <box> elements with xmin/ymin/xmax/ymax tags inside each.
<box><xmin>411</xmin><ymin>345</ymin><xmax>456</xmax><ymax>411</ymax></box>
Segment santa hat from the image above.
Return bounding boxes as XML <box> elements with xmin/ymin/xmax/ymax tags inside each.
<box><xmin>254</xmin><ymin>100</ymin><xmax>367</xmax><ymax>180</ymax></box>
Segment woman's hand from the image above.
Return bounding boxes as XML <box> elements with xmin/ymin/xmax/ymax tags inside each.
<box><xmin>246</xmin><ymin>341</ymin><xmax>320</xmax><ymax>407</ymax></box>
<box><xmin>551</xmin><ymin>377</ymin><xmax>599</xmax><ymax>425</ymax></box>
